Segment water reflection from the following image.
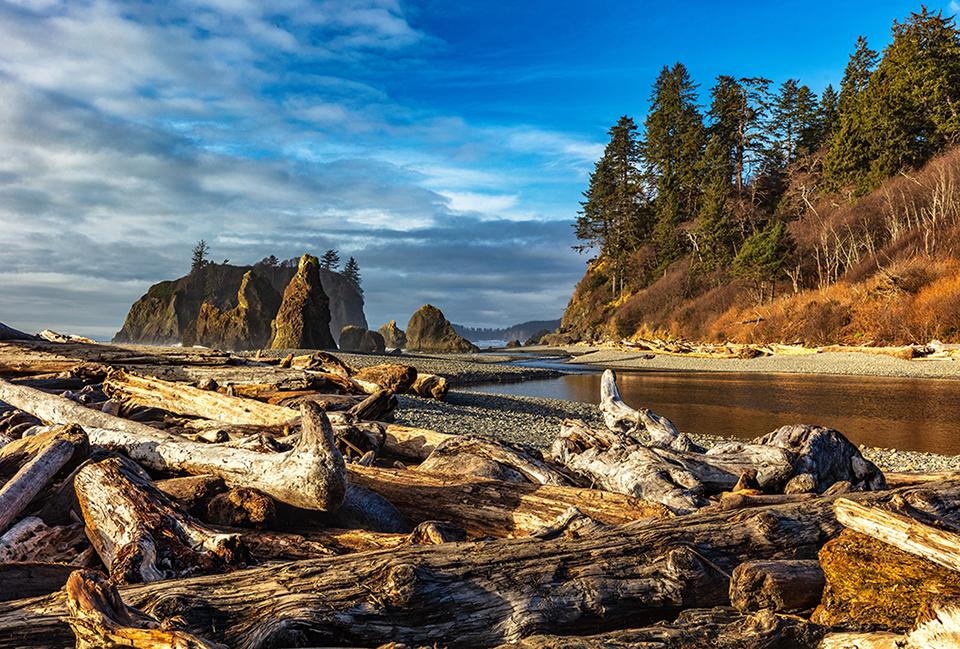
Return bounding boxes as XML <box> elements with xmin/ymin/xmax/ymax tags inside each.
<box><xmin>463</xmin><ymin>370</ymin><xmax>960</xmax><ymax>454</ymax></box>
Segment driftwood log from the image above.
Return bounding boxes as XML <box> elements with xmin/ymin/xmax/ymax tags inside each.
<box><xmin>729</xmin><ymin>559</ymin><xmax>825</xmax><ymax>612</ymax></box>
<box><xmin>598</xmin><ymin>369</ymin><xmax>693</xmax><ymax>450</ymax></box>
<box><xmin>418</xmin><ymin>435</ymin><xmax>571</xmax><ymax>485</ymax></box>
<box><xmin>2</xmin><ymin>480</ymin><xmax>956</xmax><ymax>648</ymax></box>
<box><xmin>0</xmin><ymin>379</ymin><xmax>347</xmax><ymax>511</ymax></box>
<box><xmin>76</xmin><ymin>455</ymin><xmax>247</xmax><ymax>583</ymax></box>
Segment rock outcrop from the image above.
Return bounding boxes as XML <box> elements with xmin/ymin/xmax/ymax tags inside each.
<box><xmin>270</xmin><ymin>254</ymin><xmax>337</xmax><ymax>350</ymax></box>
<box><xmin>339</xmin><ymin>326</ymin><xmax>386</xmax><ymax>353</ymax></box>
<box><xmin>406</xmin><ymin>305</ymin><xmax>478</xmax><ymax>353</ymax></box>
<box><xmin>378</xmin><ymin>320</ymin><xmax>406</xmax><ymax>350</ymax></box>
<box><xmin>191</xmin><ymin>271</ymin><xmax>280</xmax><ymax>350</ymax></box>
<box><xmin>0</xmin><ymin>322</ymin><xmax>36</xmax><ymax>341</ymax></box>
<box><xmin>114</xmin><ymin>256</ymin><xmax>366</xmax><ymax>349</ymax></box>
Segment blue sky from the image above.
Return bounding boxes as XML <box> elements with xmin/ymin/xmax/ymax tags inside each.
<box><xmin>0</xmin><ymin>0</ymin><xmax>936</xmax><ymax>338</ymax></box>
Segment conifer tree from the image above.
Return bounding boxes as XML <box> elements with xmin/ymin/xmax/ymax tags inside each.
<box><xmin>838</xmin><ymin>36</ymin><xmax>878</xmax><ymax>115</ymax></box>
<box><xmin>644</xmin><ymin>63</ymin><xmax>705</xmax><ymax>267</ymax></box>
<box><xmin>191</xmin><ymin>240</ymin><xmax>209</xmax><ymax>274</ymax></box>
<box><xmin>693</xmin><ymin>135</ymin><xmax>738</xmax><ymax>270</ymax></box>
<box><xmin>575</xmin><ymin>116</ymin><xmax>648</xmax><ymax>296</ymax></box>
<box><xmin>794</xmin><ymin>85</ymin><xmax>822</xmax><ymax>157</ymax></box>
<box><xmin>818</xmin><ymin>84</ymin><xmax>840</xmax><ymax>141</ymax></box>
<box><xmin>343</xmin><ymin>257</ymin><xmax>362</xmax><ymax>294</ymax></box>
<box><xmin>320</xmin><ymin>249</ymin><xmax>341</xmax><ymax>271</ymax></box>
<box><xmin>732</xmin><ymin>220</ymin><xmax>793</xmax><ymax>301</ymax></box>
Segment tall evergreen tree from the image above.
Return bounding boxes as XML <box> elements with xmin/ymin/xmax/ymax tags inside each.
<box><xmin>644</xmin><ymin>63</ymin><xmax>705</xmax><ymax>267</ymax></box>
<box><xmin>794</xmin><ymin>84</ymin><xmax>822</xmax><ymax>156</ymax></box>
<box><xmin>343</xmin><ymin>257</ymin><xmax>362</xmax><ymax>293</ymax></box>
<box><xmin>575</xmin><ymin>116</ymin><xmax>648</xmax><ymax>296</ymax></box>
<box><xmin>837</xmin><ymin>36</ymin><xmax>878</xmax><ymax>115</ymax></box>
<box><xmin>693</xmin><ymin>135</ymin><xmax>738</xmax><ymax>270</ymax></box>
<box><xmin>190</xmin><ymin>240</ymin><xmax>209</xmax><ymax>273</ymax></box>
<box><xmin>818</xmin><ymin>84</ymin><xmax>840</xmax><ymax>141</ymax></box>
<box><xmin>320</xmin><ymin>249</ymin><xmax>341</xmax><ymax>271</ymax></box>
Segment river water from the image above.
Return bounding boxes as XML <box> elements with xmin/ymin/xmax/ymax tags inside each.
<box><xmin>462</xmin><ymin>366</ymin><xmax>960</xmax><ymax>454</ymax></box>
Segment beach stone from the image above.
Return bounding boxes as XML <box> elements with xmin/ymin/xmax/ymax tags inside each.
<box><xmin>378</xmin><ymin>320</ymin><xmax>407</xmax><ymax>350</ymax></box>
<box><xmin>405</xmin><ymin>304</ymin><xmax>478</xmax><ymax>353</ymax></box>
<box><xmin>270</xmin><ymin>254</ymin><xmax>336</xmax><ymax>350</ymax></box>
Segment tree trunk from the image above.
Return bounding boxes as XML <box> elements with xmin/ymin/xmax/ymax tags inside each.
<box><xmin>347</xmin><ymin>464</ymin><xmax>669</xmax><ymax>537</ymax></box>
<box><xmin>728</xmin><ymin>560</ymin><xmax>825</xmax><ymax>612</ymax></box>
<box><xmin>76</xmin><ymin>455</ymin><xmax>248</xmax><ymax>584</ymax></box>
<box><xmin>5</xmin><ymin>481</ymin><xmax>952</xmax><ymax>648</ymax></box>
<box><xmin>0</xmin><ymin>424</ymin><xmax>88</xmax><ymax>534</ymax></box>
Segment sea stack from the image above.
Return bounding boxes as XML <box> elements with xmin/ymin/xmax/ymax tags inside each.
<box><xmin>378</xmin><ymin>320</ymin><xmax>407</xmax><ymax>349</ymax></box>
<box><xmin>405</xmin><ymin>304</ymin><xmax>478</xmax><ymax>353</ymax></box>
<box><xmin>270</xmin><ymin>254</ymin><xmax>337</xmax><ymax>349</ymax></box>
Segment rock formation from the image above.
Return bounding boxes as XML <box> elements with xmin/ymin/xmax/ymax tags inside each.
<box><xmin>191</xmin><ymin>272</ymin><xmax>279</xmax><ymax>350</ymax></box>
<box><xmin>0</xmin><ymin>323</ymin><xmax>35</xmax><ymax>341</ymax></box>
<box><xmin>378</xmin><ymin>320</ymin><xmax>406</xmax><ymax>349</ymax></box>
<box><xmin>270</xmin><ymin>254</ymin><xmax>337</xmax><ymax>350</ymax></box>
<box><xmin>339</xmin><ymin>326</ymin><xmax>386</xmax><ymax>353</ymax></box>
<box><xmin>114</xmin><ymin>256</ymin><xmax>366</xmax><ymax>349</ymax></box>
<box><xmin>406</xmin><ymin>305</ymin><xmax>478</xmax><ymax>353</ymax></box>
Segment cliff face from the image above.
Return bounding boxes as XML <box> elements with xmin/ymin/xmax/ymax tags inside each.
<box><xmin>114</xmin><ymin>258</ymin><xmax>366</xmax><ymax>349</ymax></box>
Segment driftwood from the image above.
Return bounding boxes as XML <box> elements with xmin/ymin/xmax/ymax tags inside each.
<box><xmin>347</xmin><ymin>463</ymin><xmax>668</xmax><ymax>537</ymax></box>
<box><xmin>0</xmin><ymin>424</ymin><xmax>88</xmax><ymax>533</ymax></box>
<box><xmin>3</xmin><ymin>481</ymin><xmax>955</xmax><ymax>648</ymax></box>
<box><xmin>0</xmin><ymin>562</ymin><xmax>78</xmax><ymax>602</ymax></box>
<box><xmin>0</xmin><ymin>379</ymin><xmax>347</xmax><ymax>511</ymax></box>
<box><xmin>76</xmin><ymin>455</ymin><xmax>247</xmax><ymax>584</ymax></box>
<box><xmin>0</xmin><ymin>517</ymin><xmax>90</xmax><ymax>563</ymax></box>
<box><xmin>65</xmin><ymin>570</ymin><xmax>224</xmax><ymax>649</ymax></box>
<box><xmin>410</xmin><ymin>372</ymin><xmax>449</xmax><ymax>399</ymax></box>
<box><xmin>419</xmin><ymin>435</ymin><xmax>570</xmax><ymax>485</ymax></box>
<box><xmin>729</xmin><ymin>559</ymin><xmax>825</xmax><ymax>612</ymax></box>
<box><xmin>598</xmin><ymin>369</ymin><xmax>691</xmax><ymax>449</ymax></box>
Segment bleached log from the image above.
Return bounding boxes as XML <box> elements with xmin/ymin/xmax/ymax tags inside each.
<box><xmin>834</xmin><ymin>497</ymin><xmax>960</xmax><ymax>571</ymax></box>
<box><xmin>0</xmin><ymin>379</ymin><xmax>347</xmax><ymax>511</ymax></box>
<box><xmin>419</xmin><ymin>435</ymin><xmax>570</xmax><ymax>485</ymax></box>
<box><xmin>6</xmin><ymin>480</ymin><xmax>957</xmax><ymax>648</ymax></box>
<box><xmin>65</xmin><ymin>570</ymin><xmax>224</xmax><ymax>649</ymax></box>
<box><xmin>599</xmin><ymin>369</ymin><xmax>686</xmax><ymax>448</ymax></box>
<box><xmin>352</xmin><ymin>363</ymin><xmax>417</xmax><ymax>394</ymax></box>
<box><xmin>0</xmin><ymin>516</ymin><xmax>90</xmax><ymax>563</ymax></box>
<box><xmin>75</xmin><ymin>455</ymin><xmax>247</xmax><ymax>584</ymax></box>
<box><xmin>0</xmin><ymin>424</ymin><xmax>87</xmax><ymax>534</ymax></box>
<box><xmin>551</xmin><ymin>420</ymin><xmax>794</xmax><ymax>513</ymax></box>
<box><xmin>729</xmin><ymin>560</ymin><xmax>825</xmax><ymax>612</ymax></box>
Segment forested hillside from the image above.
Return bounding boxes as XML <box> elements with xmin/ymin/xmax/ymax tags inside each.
<box><xmin>562</xmin><ymin>7</ymin><xmax>960</xmax><ymax>345</ymax></box>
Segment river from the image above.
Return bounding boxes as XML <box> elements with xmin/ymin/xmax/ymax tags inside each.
<box><xmin>461</xmin><ymin>364</ymin><xmax>960</xmax><ymax>454</ymax></box>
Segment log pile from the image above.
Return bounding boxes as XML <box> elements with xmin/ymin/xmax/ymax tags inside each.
<box><xmin>0</xmin><ymin>338</ymin><xmax>959</xmax><ymax>648</ymax></box>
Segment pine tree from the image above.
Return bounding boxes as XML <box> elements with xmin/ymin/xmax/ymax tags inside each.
<box><xmin>575</xmin><ymin>116</ymin><xmax>649</xmax><ymax>296</ymax></box>
<box><xmin>343</xmin><ymin>257</ymin><xmax>362</xmax><ymax>294</ymax></box>
<box><xmin>644</xmin><ymin>63</ymin><xmax>705</xmax><ymax>267</ymax></box>
<box><xmin>190</xmin><ymin>240</ymin><xmax>209</xmax><ymax>274</ymax></box>
<box><xmin>838</xmin><ymin>36</ymin><xmax>878</xmax><ymax>115</ymax></box>
<box><xmin>771</xmin><ymin>79</ymin><xmax>800</xmax><ymax>161</ymax></box>
<box><xmin>320</xmin><ymin>249</ymin><xmax>341</xmax><ymax>271</ymax></box>
<box><xmin>794</xmin><ymin>85</ymin><xmax>822</xmax><ymax>157</ymax></box>
<box><xmin>705</xmin><ymin>76</ymin><xmax>771</xmax><ymax>197</ymax></box>
<box><xmin>693</xmin><ymin>135</ymin><xmax>738</xmax><ymax>270</ymax></box>
<box><xmin>818</xmin><ymin>84</ymin><xmax>840</xmax><ymax>141</ymax></box>
<box><xmin>732</xmin><ymin>220</ymin><xmax>793</xmax><ymax>302</ymax></box>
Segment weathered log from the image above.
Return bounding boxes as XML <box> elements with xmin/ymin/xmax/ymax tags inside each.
<box><xmin>0</xmin><ymin>380</ymin><xmax>347</xmax><ymax>511</ymax></box>
<box><xmin>348</xmin><ymin>464</ymin><xmax>669</xmax><ymax>537</ymax></box>
<box><xmin>410</xmin><ymin>372</ymin><xmax>449</xmax><ymax>399</ymax></box>
<box><xmin>153</xmin><ymin>475</ymin><xmax>228</xmax><ymax>516</ymax></box>
<box><xmin>6</xmin><ymin>480</ymin><xmax>953</xmax><ymax>648</ymax></box>
<box><xmin>381</xmin><ymin>422</ymin><xmax>455</xmax><ymax>460</ymax></box>
<box><xmin>205</xmin><ymin>488</ymin><xmax>276</xmax><ymax>530</ymax></box>
<box><xmin>76</xmin><ymin>455</ymin><xmax>248</xmax><ymax>584</ymax></box>
<box><xmin>0</xmin><ymin>424</ymin><xmax>88</xmax><ymax>533</ymax></box>
<box><xmin>104</xmin><ymin>369</ymin><xmax>297</xmax><ymax>427</ymax></box>
<box><xmin>599</xmin><ymin>369</ymin><xmax>691</xmax><ymax>449</ymax></box>
<box><xmin>834</xmin><ymin>497</ymin><xmax>960</xmax><ymax>571</ymax></box>
<box><xmin>347</xmin><ymin>389</ymin><xmax>397</xmax><ymax>421</ymax></box>
<box><xmin>65</xmin><ymin>570</ymin><xmax>224</xmax><ymax>649</ymax></box>
<box><xmin>819</xmin><ymin>605</ymin><xmax>960</xmax><ymax>648</ymax></box>
<box><xmin>551</xmin><ymin>420</ymin><xmax>794</xmax><ymax>513</ymax></box>
<box><xmin>352</xmin><ymin>363</ymin><xmax>417</xmax><ymax>394</ymax></box>
<box><xmin>720</xmin><ymin>492</ymin><xmax>815</xmax><ymax>510</ymax></box>
<box><xmin>496</xmin><ymin>607</ymin><xmax>825</xmax><ymax>648</ymax></box>
<box><xmin>729</xmin><ymin>560</ymin><xmax>825</xmax><ymax>612</ymax></box>
<box><xmin>0</xmin><ymin>562</ymin><xmax>79</xmax><ymax>602</ymax></box>
<box><xmin>419</xmin><ymin>435</ymin><xmax>570</xmax><ymax>485</ymax></box>
<box><xmin>0</xmin><ymin>516</ymin><xmax>90</xmax><ymax>563</ymax></box>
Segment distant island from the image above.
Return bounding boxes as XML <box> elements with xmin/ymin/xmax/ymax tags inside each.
<box><xmin>453</xmin><ymin>319</ymin><xmax>560</xmax><ymax>345</ymax></box>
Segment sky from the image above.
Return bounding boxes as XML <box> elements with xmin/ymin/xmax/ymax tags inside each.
<box><xmin>0</xmin><ymin>0</ymin><xmax>940</xmax><ymax>338</ymax></box>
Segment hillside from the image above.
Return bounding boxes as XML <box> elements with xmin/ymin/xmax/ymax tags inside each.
<box><xmin>114</xmin><ymin>258</ymin><xmax>366</xmax><ymax>348</ymax></box>
<box><xmin>560</xmin><ymin>7</ymin><xmax>960</xmax><ymax>347</ymax></box>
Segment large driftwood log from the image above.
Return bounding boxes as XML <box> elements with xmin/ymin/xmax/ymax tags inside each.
<box><xmin>66</xmin><ymin>570</ymin><xmax>224</xmax><ymax>649</ymax></box>
<box><xmin>0</xmin><ymin>517</ymin><xmax>90</xmax><ymax>563</ymax></box>
<box><xmin>410</xmin><ymin>372</ymin><xmax>449</xmax><ymax>399</ymax></box>
<box><xmin>76</xmin><ymin>455</ymin><xmax>247</xmax><ymax>584</ymax></box>
<box><xmin>551</xmin><ymin>420</ymin><xmax>794</xmax><ymax>513</ymax></box>
<box><xmin>598</xmin><ymin>369</ymin><xmax>691</xmax><ymax>449</ymax></box>
<box><xmin>0</xmin><ymin>424</ymin><xmax>88</xmax><ymax>533</ymax></box>
<box><xmin>418</xmin><ymin>435</ymin><xmax>570</xmax><ymax>485</ymax></box>
<box><xmin>0</xmin><ymin>379</ymin><xmax>347</xmax><ymax>511</ymax></box>
<box><xmin>5</xmin><ymin>481</ymin><xmax>956</xmax><ymax>648</ymax></box>
<box><xmin>348</xmin><ymin>463</ymin><xmax>668</xmax><ymax>536</ymax></box>
<box><xmin>729</xmin><ymin>559</ymin><xmax>825</xmax><ymax>612</ymax></box>
<box><xmin>0</xmin><ymin>563</ymin><xmax>78</xmax><ymax>602</ymax></box>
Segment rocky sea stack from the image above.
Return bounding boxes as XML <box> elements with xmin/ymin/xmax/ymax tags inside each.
<box><xmin>270</xmin><ymin>254</ymin><xmax>337</xmax><ymax>350</ymax></box>
<box><xmin>339</xmin><ymin>325</ymin><xmax>386</xmax><ymax>353</ymax></box>
<box><xmin>405</xmin><ymin>304</ymin><xmax>478</xmax><ymax>353</ymax></box>
<box><xmin>114</xmin><ymin>254</ymin><xmax>366</xmax><ymax>350</ymax></box>
<box><xmin>378</xmin><ymin>320</ymin><xmax>406</xmax><ymax>349</ymax></box>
